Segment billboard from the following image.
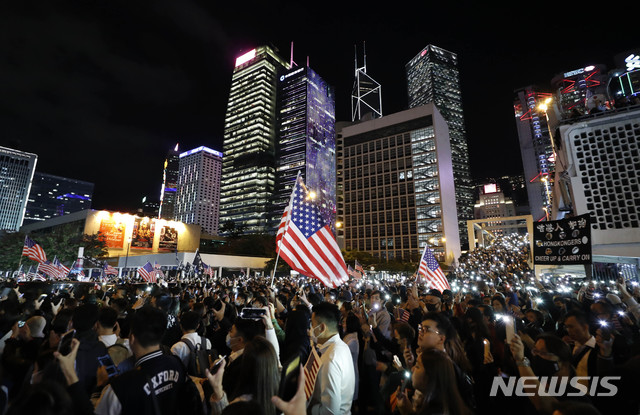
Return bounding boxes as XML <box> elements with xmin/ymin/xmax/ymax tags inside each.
<box><xmin>533</xmin><ymin>214</ymin><xmax>592</xmax><ymax>265</ymax></box>
<box><xmin>98</xmin><ymin>217</ymin><xmax>125</xmax><ymax>249</ymax></box>
<box><xmin>131</xmin><ymin>217</ymin><xmax>154</xmax><ymax>249</ymax></box>
<box><xmin>158</xmin><ymin>224</ymin><xmax>179</xmax><ymax>251</ymax></box>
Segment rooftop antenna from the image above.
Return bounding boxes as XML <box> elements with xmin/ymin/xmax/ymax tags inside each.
<box><xmin>351</xmin><ymin>42</ymin><xmax>382</xmax><ymax>121</ymax></box>
<box><xmin>290</xmin><ymin>41</ymin><xmax>297</xmax><ymax>67</ymax></box>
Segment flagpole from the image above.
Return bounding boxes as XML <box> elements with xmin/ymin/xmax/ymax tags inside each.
<box><xmin>270</xmin><ymin>172</ymin><xmax>300</xmax><ymax>288</ymax></box>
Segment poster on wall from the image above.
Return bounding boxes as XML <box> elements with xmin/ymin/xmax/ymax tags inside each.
<box><xmin>158</xmin><ymin>225</ymin><xmax>179</xmax><ymax>251</ymax></box>
<box><xmin>98</xmin><ymin>218</ymin><xmax>125</xmax><ymax>249</ymax></box>
<box><xmin>533</xmin><ymin>213</ymin><xmax>592</xmax><ymax>265</ymax></box>
<box><xmin>131</xmin><ymin>217</ymin><xmax>155</xmax><ymax>249</ymax></box>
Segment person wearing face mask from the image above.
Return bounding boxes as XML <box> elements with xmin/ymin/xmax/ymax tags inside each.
<box><xmin>424</xmin><ymin>289</ymin><xmax>444</xmax><ymax>314</ymax></box>
<box><xmin>221</xmin><ymin>318</ymin><xmax>266</xmax><ymax>401</ymax></box>
<box><xmin>368</xmin><ymin>290</ymin><xmax>391</xmax><ymax>340</ymax></box>
<box><xmin>308</xmin><ymin>302</ymin><xmax>355</xmax><ymax>415</ymax></box>
<box><xmin>509</xmin><ymin>332</ymin><xmax>597</xmax><ymax>414</ymax></box>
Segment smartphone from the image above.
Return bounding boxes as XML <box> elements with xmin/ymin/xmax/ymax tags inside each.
<box><xmin>210</xmin><ymin>355</ymin><xmax>227</xmax><ymax>375</ymax></box>
<box><xmin>504</xmin><ymin>315</ymin><xmax>515</xmax><ymax>344</ymax></box>
<box><xmin>599</xmin><ymin>321</ymin><xmax>611</xmax><ymax>341</ymax></box>
<box><xmin>240</xmin><ymin>308</ymin><xmax>267</xmax><ymax>320</ymax></box>
<box><xmin>400</xmin><ymin>370</ymin><xmax>411</xmax><ymax>392</ymax></box>
<box><xmin>18</xmin><ymin>320</ymin><xmax>26</xmax><ymax>328</ymax></box>
<box><xmin>278</xmin><ymin>354</ymin><xmax>301</xmax><ymax>401</ymax></box>
<box><xmin>58</xmin><ymin>329</ymin><xmax>76</xmax><ymax>355</ymax></box>
<box><xmin>98</xmin><ymin>354</ymin><xmax>118</xmax><ymax>377</ymax></box>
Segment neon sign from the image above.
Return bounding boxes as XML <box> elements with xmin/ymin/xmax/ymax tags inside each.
<box><xmin>625</xmin><ymin>54</ymin><xmax>640</xmax><ymax>71</ymax></box>
<box><xmin>179</xmin><ymin>146</ymin><xmax>223</xmax><ymax>158</ymax></box>
<box><xmin>563</xmin><ymin>66</ymin><xmax>595</xmax><ymax>78</ymax></box>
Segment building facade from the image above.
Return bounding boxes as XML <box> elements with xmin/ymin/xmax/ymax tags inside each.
<box><xmin>159</xmin><ymin>144</ymin><xmax>180</xmax><ymax>220</ymax></box>
<box><xmin>337</xmin><ymin>104</ymin><xmax>460</xmax><ymax>265</ymax></box>
<box><xmin>269</xmin><ymin>66</ymin><xmax>336</xmax><ymax>231</ymax></box>
<box><xmin>0</xmin><ymin>146</ymin><xmax>37</xmax><ymax>231</ymax></box>
<box><xmin>175</xmin><ymin>146</ymin><xmax>223</xmax><ymax>235</ymax></box>
<box><xmin>406</xmin><ymin>45</ymin><xmax>473</xmax><ymax>249</ymax></box>
<box><xmin>219</xmin><ymin>46</ymin><xmax>289</xmax><ymax>234</ymax></box>
<box><xmin>23</xmin><ymin>172</ymin><xmax>94</xmax><ymax>225</ymax></box>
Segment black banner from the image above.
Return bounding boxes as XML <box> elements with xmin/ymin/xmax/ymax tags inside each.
<box><xmin>533</xmin><ymin>214</ymin><xmax>592</xmax><ymax>265</ymax></box>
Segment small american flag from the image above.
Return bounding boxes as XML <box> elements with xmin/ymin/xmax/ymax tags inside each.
<box><xmin>347</xmin><ymin>264</ymin><xmax>361</xmax><ymax>280</ymax></box>
<box><xmin>276</xmin><ymin>176</ymin><xmax>348</xmax><ymax>288</ymax></box>
<box><xmin>39</xmin><ymin>260</ymin><xmax>63</xmax><ymax>279</ymax></box>
<box><xmin>103</xmin><ymin>262</ymin><xmax>118</xmax><ymax>276</ymax></box>
<box><xmin>54</xmin><ymin>257</ymin><xmax>70</xmax><ymax>278</ymax></box>
<box><xmin>22</xmin><ymin>236</ymin><xmax>47</xmax><ymax>264</ymax></box>
<box><xmin>138</xmin><ymin>261</ymin><xmax>157</xmax><ymax>283</ymax></box>
<box><xmin>396</xmin><ymin>308</ymin><xmax>410</xmax><ymax>323</ymax></box>
<box><xmin>354</xmin><ymin>260</ymin><xmax>365</xmax><ymax>274</ymax></box>
<box><xmin>417</xmin><ymin>245</ymin><xmax>450</xmax><ymax>292</ymax></box>
<box><xmin>304</xmin><ymin>345</ymin><xmax>321</xmax><ymax>401</ymax></box>
<box><xmin>202</xmin><ymin>263</ymin><xmax>214</xmax><ymax>277</ymax></box>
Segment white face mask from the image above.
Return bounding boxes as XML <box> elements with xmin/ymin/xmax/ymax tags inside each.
<box><xmin>310</xmin><ymin>324</ymin><xmax>323</xmax><ymax>344</ymax></box>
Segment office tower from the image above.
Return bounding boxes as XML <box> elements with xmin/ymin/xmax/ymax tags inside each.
<box><xmin>175</xmin><ymin>146</ymin><xmax>223</xmax><ymax>235</ymax></box>
<box><xmin>473</xmin><ymin>183</ymin><xmax>517</xmax><ymax>237</ymax></box>
<box><xmin>513</xmin><ymin>87</ymin><xmax>555</xmax><ymax>221</ymax></box>
<box><xmin>406</xmin><ymin>45</ymin><xmax>473</xmax><ymax>249</ymax></box>
<box><xmin>351</xmin><ymin>44</ymin><xmax>382</xmax><ymax>121</ymax></box>
<box><xmin>269</xmin><ymin>65</ymin><xmax>336</xmax><ymax>231</ymax></box>
<box><xmin>23</xmin><ymin>172</ymin><xmax>94</xmax><ymax>225</ymax></box>
<box><xmin>159</xmin><ymin>143</ymin><xmax>180</xmax><ymax>220</ymax></box>
<box><xmin>0</xmin><ymin>146</ymin><xmax>37</xmax><ymax>231</ymax></box>
<box><xmin>338</xmin><ymin>104</ymin><xmax>460</xmax><ymax>265</ymax></box>
<box><xmin>220</xmin><ymin>46</ymin><xmax>289</xmax><ymax>234</ymax></box>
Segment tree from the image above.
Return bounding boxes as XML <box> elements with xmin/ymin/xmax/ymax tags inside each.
<box><xmin>219</xmin><ymin>220</ymin><xmax>247</xmax><ymax>239</ymax></box>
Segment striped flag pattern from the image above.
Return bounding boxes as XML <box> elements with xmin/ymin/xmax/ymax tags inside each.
<box><xmin>275</xmin><ymin>203</ymin><xmax>290</xmax><ymax>247</ymax></box>
<box><xmin>396</xmin><ymin>308</ymin><xmax>410</xmax><ymax>323</ymax></box>
<box><xmin>22</xmin><ymin>236</ymin><xmax>47</xmax><ymax>264</ymax></box>
<box><xmin>54</xmin><ymin>257</ymin><xmax>70</xmax><ymax>278</ymax></box>
<box><xmin>103</xmin><ymin>263</ymin><xmax>118</xmax><ymax>276</ymax></box>
<box><xmin>39</xmin><ymin>260</ymin><xmax>63</xmax><ymax>279</ymax></box>
<box><xmin>304</xmin><ymin>345</ymin><xmax>321</xmax><ymax>401</ymax></box>
<box><xmin>347</xmin><ymin>264</ymin><xmax>361</xmax><ymax>280</ymax></box>
<box><xmin>275</xmin><ymin>176</ymin><xmax>348</xmax><ymax>288</ymax></box>
<box><xmin>417</xmin><ymin>245</ymin><xmax>450</xmax><ymax>292</ymax></box>
<box><xmin>354</xmin><ymin>260</ymin><xmax>364</xmax><ymax>274</ymax></box>
<box><xmin>138</xmin><ymin>261</ymin><xmax>157</xmax><ymax>283</ymax></box>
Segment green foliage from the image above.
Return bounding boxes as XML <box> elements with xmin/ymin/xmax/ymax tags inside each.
<box><xmin>218</xmin><ymin>220</ymin><xmax>247</xmax><ymax>239</ymax></box>
<box><xmin>0</xmin><ymin>224</ymin><xmax>108</xmax><ymax>271</ymax></box>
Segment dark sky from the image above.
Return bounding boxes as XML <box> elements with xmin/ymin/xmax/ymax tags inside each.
<box><xmin>2</xmin><ymin>1</ymin><xmax>637</xmax><ymax>212</ymax></box>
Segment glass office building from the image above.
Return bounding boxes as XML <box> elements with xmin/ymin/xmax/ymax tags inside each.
<box><xmin>23</xmin><ymin>172</ymin><xmax>94</xmax><ymax>225</ymax></box>
<box><xmin>159</xmin><ymin>144</ymin><xmax>180</xmax><ymax>220</ymax></box>
<box><xmin>220</xmin><ymin>46</ymin><xmax>289</xmax><ymax>234</ymax></box>
<box><xmin>406</xmin><ymin>45</ymin><xmax>473</xmax><ymax>249</ymax></box>
<box><xmin>270</xmin><ymin>66</ymin><xmax>336</xmax><ymax>231</ymax></box>
<box><xmin>0</xmin><ymin>146</ymin><xmax>37</xmax><ymax>231</ymax></box>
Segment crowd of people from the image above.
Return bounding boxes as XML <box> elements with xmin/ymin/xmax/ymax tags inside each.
<box><xmin>0</xmin><ymin>256</ymin><xmax>639</xmax><ymax>415</ymax></box>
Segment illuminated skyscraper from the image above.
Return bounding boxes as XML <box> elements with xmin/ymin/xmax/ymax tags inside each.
<box><xmin>0</xmin><ymin>146</ymin><xmax>37</xmax><ymax>231</ymax></box>
<box><xmin>406</xmin><ymin>45</ymin><xmax>473</xmax><ymax>249</ymax></box>
<box><xmin>175</xmin><ymin>146</ymin><xmax>223</xmax><ymax>235</ymax></box>
<box><xmin>220</xmin><ymin>46</ymin><xmax>289</xmax><ymax>234</ymax></box>
<box><xmin>158</xmin><ymin>143</ymin><xmax>180</xmax><ymax>220</ymax></box>
<box><xmin>269</xmin><ymin>65</ymin><xmax>336</xmax><ymax>231</ymax></box>
<box><xmin>23</xmin><ymin>172</ymin><xmax>94</xmax><ymax>224</ymax></box>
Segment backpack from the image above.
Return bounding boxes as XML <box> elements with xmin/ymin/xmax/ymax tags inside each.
<box><xmin>180</xmin><ymin>336</ymin><xmax>211</xmax><ymax>378</ymax></box>
<box><xmin>176</xmin><ymin>372</ymin><xmax>208</xmax><ymax>415</ymax></box>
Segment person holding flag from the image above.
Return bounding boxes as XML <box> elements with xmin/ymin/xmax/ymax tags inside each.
<box><xmin>417</xmin><ymin>244</ymin><xmax>450</xmax><ymax>292</ymax></box>
<box><xmin>274</xmin><ymin>174</ymin><xmax>348</xmax><ymax>288</ymax></box>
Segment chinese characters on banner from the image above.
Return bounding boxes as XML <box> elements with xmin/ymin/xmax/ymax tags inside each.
<box><xmin>98</xmin><ymin>218</ymin><xmax>125</xmax><ymax>249</ymax></box>
<box><xmin>533</xmin><ymin>213</ymin><xmax>592</xmax><ymax>265</ymax></box>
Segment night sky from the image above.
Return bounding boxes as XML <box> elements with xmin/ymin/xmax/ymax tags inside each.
<box><xmin>2</xmin><ymin>1</ymin><xmax>637</xmax><ymax>213</ymax></box>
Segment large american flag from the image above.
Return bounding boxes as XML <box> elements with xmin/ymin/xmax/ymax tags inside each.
<box><xmin>138</xmin><ymin>261</ymin><xmax>157</xmax><ymax>283</ymax></box>
<box><xmin>304</xmin><ymin>345</ymin><xmax>321</xmax><ymax>401</ymax></box>
<box><xmin>22</xmin><ymin>236</ymin><xmax>47</xmax><ymax>264</ymax></box>
<box><xmin>276</xmin><ymin>176</ymin><xmax>348</xmax><ymax>288</ymax></box>
<box><xmin>417</xmin><ymin>245</ymin><xmax>450</xmax><ymax>292</ymax></box>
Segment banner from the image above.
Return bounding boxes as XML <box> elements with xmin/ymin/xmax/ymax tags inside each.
<box><xmin>533</xmin><ymin>214</ymin><xmax>592</xmax><ymax>265</ymax></box>
<box><xmin>131</xmin><ymin>217</ymin><xmax>155</xmax><ymax>249</ymax></box>
<box><xmin>99</xmin><ymin>218</ymin><xmax>126</xmax><ymax>249</ymax></box>
<box><xmin>158</xmin><ymin>224</ymin><xmax>179</xmax><ymax>251</ymax></box>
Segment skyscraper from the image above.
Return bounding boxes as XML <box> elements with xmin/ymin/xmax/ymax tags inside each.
<box><xmin>0</xmin><ymin>146</ymin><xmax>37</xmax><ymax>231</ymax></box>
<box><xmin>406</xmin><ymin>45</ymin><xmax>473</xmax><ymax>249</ymax></box>
<box><xmin>175</xmin><ymin>146</ymin><xmax>223</xmax><ymax>235</ymax></box>
<box><xmin>337</xmin><ymin>104</ymin><xmax>460</xmax><ymax>265</ymax></box>
<box><xmin>23</xmin><ymin>172</ymin><xmax>94</xmax><ymax>225</ymax></box>
<box><xmin>158</xmin><ymin>143</ymin><xmax>180</xmax><ymax>220</ymax></box>
<box><xmin>220</xmin><ymin>46</ymin><xmax>289</xmax><ymax>234</ymax></box>
<box><xmin>269</xmin><ymin>65</ymin><xmax>336</xmax><ymax>231</ymax></box>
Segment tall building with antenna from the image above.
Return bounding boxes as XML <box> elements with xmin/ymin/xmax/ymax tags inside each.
<box><xmin>406</xmin><ymin>44</ymin><xmax>473</xmax><ymax>249</ymax></box>
<box><xmin>351</xmin><ymin>43</ymin><xmax>382</xmax><ymax>121</ymax></box>
<box><xmin>219</xmin><ymin>46</ymin><xmax>289</xmax><ymax>234</ymax></box>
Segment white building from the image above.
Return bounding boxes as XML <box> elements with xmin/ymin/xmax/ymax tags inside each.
<box><xmin>0</xmin><ymin>146</ymin><xmax>37</xmax><ymax>231</ymax></box>
<box><xmin>175</xmin><ymin>146</ymin><xmax>223</xmax><ymax>235</ymax></box>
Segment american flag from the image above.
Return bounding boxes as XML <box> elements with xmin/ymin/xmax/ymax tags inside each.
<box><xmin>202</xmin><ymin>263</ymin><xmax>214</xmax><ymax>277</ymax></box>
<box><xmin>354</xmin><ymin>260</ymin><xmax>365</xmax><ymax>274</ymax></box>
<box><xmin>396</xmin><ymin>308</ymin><xmax>410</xmax><ymax>323</ymax></box>
<box><xmin>154</xmin><ymin>262</ymin><xmax>165</xmax><ymax>279</ymax></box>
<box><xmin>417</xmin><ymin>245</ymin><xmax>450</xmax><ymax>292</ymax></box>
<box><xmin>138</xmin><ymin>261</ymin><xmax>157</xmax><ymax>283</ymax></box>
<box><xmin>347</xmin><ymin>264</ymin><xmax>361</xmax><ymax>280</ymax></box>
<box><xmin>22</xmin><ymin>236</ymin><xmax>47</xmax><ymax>264</ymax></box>
<box><xmin>304</xmin><ymin>345</ymin><xmax>321</xmax><ymax>401</ymax></box>
<box><xmin>103</xmin><ymin>262</ymin><xmax>118</xmax><ymax>276</ymax></box>
<box><xmin>39</xmin><ymin>260</ymin><xmax>63</xmax><ymax>279</ymax></box>
<box><xmin>54</xmin><ymin>257</ymin><xmax>70</xmax><ymax>278</ymax></box>
<box><xmin>275</xmin><ymin>203</ymin><xmax>290</xmax><ymax>247</ymax></box>
<box><xmin>275</xmin><ymin>176</ymin><xmax>348</xmax><ymax>288</ymax></box>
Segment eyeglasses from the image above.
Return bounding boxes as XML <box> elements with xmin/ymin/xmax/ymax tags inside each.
<box><xmin>418</xmin><ymin>324</ymin><xmax>441</xmax><ymax>335</ymax></box>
